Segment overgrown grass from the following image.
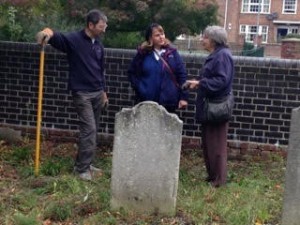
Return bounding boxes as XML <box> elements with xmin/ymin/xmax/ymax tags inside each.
<box><xmin>0</xmin><ymin>140</ymin><xmax>285</xmax><ymax>225</ymax></box>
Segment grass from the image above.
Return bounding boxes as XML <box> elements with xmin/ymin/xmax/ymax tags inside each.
<box><xmin>0</xmin><ymin>139</ymin><xmax>285</xmax><ymax>225</ymax></box>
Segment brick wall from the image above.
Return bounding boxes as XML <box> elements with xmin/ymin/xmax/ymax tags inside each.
<box><xmin>264</xmin><ymin>43</ymin><xmax>281</xmax><ymax>58</ymax></box>
<box><xmin>1</xmin><ymin>41</ymin><xmax>300</xmax><ymax>155</ymax></box>
<box><xmin>281</xmin><ymin>39</ymin><xmax>300</xmax><ymax>59</ymax></box>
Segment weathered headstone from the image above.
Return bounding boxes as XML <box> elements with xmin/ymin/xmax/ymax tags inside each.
<box><xmin>282</xmin><ymin>107</ymin><xmax>300</xmax><ymax>225</ymax></box>
<box><xmin>0</xmin><ymin>127</ymin><xmax>23</xmax><ymax>144</ymax></box>
<box><xmin>110</xmin><ymin>101</ymin><xmax>183</xmax><ymax>216</ymax></box>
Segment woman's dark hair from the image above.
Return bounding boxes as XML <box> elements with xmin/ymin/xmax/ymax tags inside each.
<box><xmin>86</xmin><ymin>9</ymin><xmax>107</xmax><ymax>26</ymax></box>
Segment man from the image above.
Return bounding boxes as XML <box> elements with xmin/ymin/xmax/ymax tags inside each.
<box><xmin>36</xmin><ymin>9</ymin><xmax>109</xmax><ymax>181</ymax></box>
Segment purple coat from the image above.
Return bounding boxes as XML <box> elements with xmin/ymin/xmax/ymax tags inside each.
<box><xmin>196</xmin><ymin>46</ymin><xmax>234</xmax><ymax>122</ymax></box>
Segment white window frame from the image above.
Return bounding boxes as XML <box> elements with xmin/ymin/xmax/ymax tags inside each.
<box><xmin>282</xmin><ymin>0</ymin><xmax>297</xmax><ymax>14</ymax></box>
<box><xmin>290</xmin><ymin>27</ymin><xmax>299</xmax><ymax>34</ymax></box>
<box><xmin>241</xmin><ymin>0</ymin><xmax>270</xmax><ymax>14</ymax></box>
<box><xmin>278</xmin><ymin>26</ymin><xmax>299</xmax><ymax>34</ymax></box>
<box><xmin>240</xmin><ymin>25</ymin><xmax>269</xmax><ymax>43</ymax></box>
<box><xmin>277</xmin><ymin>26</ymin><xmax>299</xmax><ymax>42</ymax></box>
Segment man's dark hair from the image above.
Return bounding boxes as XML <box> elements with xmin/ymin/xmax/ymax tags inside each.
<box><xmin>86</xmin><ymin>9</ymin><xmax>107</xmax><ymax>26</ymax></box>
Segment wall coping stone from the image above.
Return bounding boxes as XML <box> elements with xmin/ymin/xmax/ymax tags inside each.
<box><xmin>1</xmin><ymin>41</ymin><xmax>300</xmax><ymax>69</ymax></box>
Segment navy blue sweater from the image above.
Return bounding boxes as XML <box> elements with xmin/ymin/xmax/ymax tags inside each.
<box><xmin>48</xmin><ymin>29</ymin><xmax>106</xmax><ymax>92</ymax></box>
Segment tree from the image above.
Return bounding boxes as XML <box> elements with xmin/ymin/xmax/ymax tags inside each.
<box><xmin>98</xmin><ymin>0</ymin><xmax>218</xmax><ymax>39</ymax></box>
<box><xmin>0</xmin><ymin>0</ymin><xmax>83</xmax><ymax>42</ymax></box>
<box><xmin>98</xmin><ymin>0</ymin><xmax>218</xmax><ymax>47</ymax></box>
<box><xmin>0</xmin><ymin>0</ymin><xmax>218</xmax><ymax>47</ymax></box>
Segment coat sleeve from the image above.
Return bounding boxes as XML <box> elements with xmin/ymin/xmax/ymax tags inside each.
<box><xmin>127</xmin><ymin>53</ymin><xmax>141</xmax><ymax>91</ymax></box>
<box><xmin>48</xmin><ymin>32</ymin><xmax>71</xmax><ymax>53</ymax></box>
<box><xmin>172</xmin><ymin>50</ymin><xmax>189</xmax><ymax>101</ymax></box>
<box><xmin>200</xmin><ymin>51</ymin><xmax>233</xmax><ymax>96</ymax></box>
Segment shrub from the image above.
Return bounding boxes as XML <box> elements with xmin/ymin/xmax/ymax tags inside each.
<box><xmin>0</xmin><ymin>6</ymin><xmax>23</xmax><ymax>41</ymax></box>
<box><xmin>241</xmin><ymin>42</ymin><xmax>264</xmax><ymax>57</ymax></box>
<box><xmin>283</xmin><ymin>34</ymin><xmax>300</xmax><ymax>39</ymax></box>
<box><xmin>103</xmin><ymin>31</ymin><xmax>143</xmax><ymax>49</ymax></box>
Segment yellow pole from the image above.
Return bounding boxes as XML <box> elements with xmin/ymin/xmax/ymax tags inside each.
<box><xmin>34</xmin><ymin>44</ymin><xmax>45</xmax><ymax>176</ymax></box>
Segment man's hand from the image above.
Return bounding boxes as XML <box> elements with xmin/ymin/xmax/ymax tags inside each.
<box><xmin>36</xmin><ymin>28</ymin><xmax>53</xmax><ymax>45</ymax></box>
<box><xmin>101</xmin><ymin>92</ymin><xmax>109</xmax><ymax>111</ymax></box>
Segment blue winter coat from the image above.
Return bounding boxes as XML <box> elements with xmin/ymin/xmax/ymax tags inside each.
<box><xmin>196</xmin><ymin>46</ymin><xmax>234</xmax><ymax>122</ymax></box>
<box><xmin>128</xmin><ymin>45</ymin><xmax>188</xmax><ymax>107</ymax></box>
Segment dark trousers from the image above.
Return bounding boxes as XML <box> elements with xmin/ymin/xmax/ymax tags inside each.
<box><xmin>72</xmin><ymin>90</ymin><xmax>106</xmax><ymax>173</ymax></box>
<box><xmin>202</xmin><ymin>122</ymin><xmax>229</xmax><ymax>187</ymax></box>
<box><xmin>164</xmin><ymin>105</ymin><xmax>177</xmax><ymax>114</ymax></box>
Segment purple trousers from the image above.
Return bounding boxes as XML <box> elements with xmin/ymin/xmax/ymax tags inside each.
<box><xmin>202</xmin><ymin>122</ymin><xmax>229</xmax><ymax>187</ymax></box>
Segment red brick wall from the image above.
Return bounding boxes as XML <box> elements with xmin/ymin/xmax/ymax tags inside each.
<box><xmin>226</xmin><ymin>0</ymin><xmax>241</xmax><ymax>43</ymax></box>
<box><xmin>182</xmin><ymin>136</ymin><xmax>287</xmax><ymax>160</ymax></box>
<box><xmin>281</xmin><ymin>39</ymin><xmax>300</xmax><ymax>59</ymax></box>
<box><xmin>264</xmin><ymin>43</ymin><xmax>281</xmax><ymax>58</ymax></box>
<box><xmin>0</xmin><ymin>124</ymin><xmax>287</xmax><ymax>160</ymax></box>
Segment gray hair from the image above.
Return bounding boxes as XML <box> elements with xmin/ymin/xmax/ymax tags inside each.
<box><xmin>203</xmin><ymin>25</ymin><xmax>228</xmax><ymax>47</ymax></box>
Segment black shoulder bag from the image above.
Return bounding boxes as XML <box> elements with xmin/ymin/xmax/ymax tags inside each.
<box><xmin>201</xmin><ymin>93</ymin><xmax>235</xmax><ymax>123</ymax></box>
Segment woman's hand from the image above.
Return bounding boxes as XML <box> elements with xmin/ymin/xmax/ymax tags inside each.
<box><xmin>182</xmin><ymin>80</ymin><xmax>199</xmax><ymax>90</ymax></box>
<box><xmin>178</xmin><ymin>100</ymin><xmax>188</xmax><ymax>109</ymax></box>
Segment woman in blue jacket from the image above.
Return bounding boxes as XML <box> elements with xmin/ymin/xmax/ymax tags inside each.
<box><xmin>185</xmin><ymin>26</ymin><xmax>235</xmax><ymax>187</ymax></box>
<box><xmin>128</xmin><ymin>23</ymin><xmax>188</xmax><ymax>113</ymax></box>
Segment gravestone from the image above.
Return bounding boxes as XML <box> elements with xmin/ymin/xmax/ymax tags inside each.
<box><xmin>110</xmin><ymin>101</ymin><xmax>183</xmax><ymax>216</ymax></box>
<box><xmin>0</xmin><ymin>127</ymin><xmax>23</xmax><ymax>144</ymax></box>
<box><xmin>282</xmin><ymin>107</ymin><xmax>300</xmax><ymax>225</ymax></box>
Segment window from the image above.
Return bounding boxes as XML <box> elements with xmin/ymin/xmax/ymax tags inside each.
<box><xmin>240</xmin><ymin>25</ymin><xmax>269</xmax><ymax>43</ymax></box>
<box><xmin>290</xmin><ymin>28</ymin><xmax>298</xmax><ymax>34</ymax></box>
<box><xmin>283</xmin><ymin>0</ymin><xmax>297</xmax><ymax>14</ymax></box>
<box><xmin>277</xmin><ymin>26</ymin><xmax>299</xmax><ymax>42</ymax></box>
<box><xmin>242</xmin><ymin>0</ymin><xmax>270</xmax><ymax>13</ymax></box>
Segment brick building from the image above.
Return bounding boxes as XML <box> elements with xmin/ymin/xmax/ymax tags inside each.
<box><xmin>175</xmin><ymin>0</ymin><xmax>300</xmax><ymax>58</ymax></box>
<box><xmin>217</xmin><ymin>0</ymin><xmax>300</xmax><ymax>45</ymax></box>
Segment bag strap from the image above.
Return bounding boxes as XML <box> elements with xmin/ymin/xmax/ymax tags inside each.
<box><xmin>154</xmin><ymin>50</ymin><xmax>179</xmax><ymax>88</ymax></box>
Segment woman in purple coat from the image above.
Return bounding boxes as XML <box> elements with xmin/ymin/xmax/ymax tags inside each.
<box><xmin>128</xmin><ymin>23</ymin><xmax>188</xmax><ymax>113</ymax></box>
<box><xmin>185</xmin><ymin>26</ymin><xmax>234</xmax><ymax>187</ymax></box>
